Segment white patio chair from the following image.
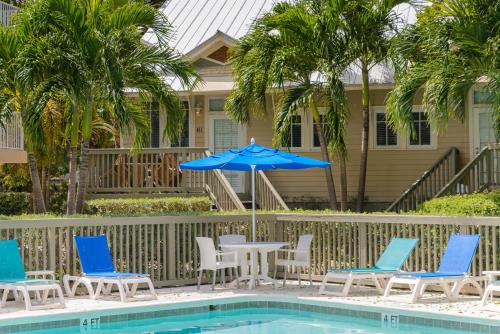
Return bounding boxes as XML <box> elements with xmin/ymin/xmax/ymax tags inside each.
<box><xmin>274</xmin><ymin>234</ymin><xmax>313</xmax><ymax>287</ymax></box>
<box><xmin>219</xmin><ymin>234</ymin><xmax>249</xmax><ymax>279</ymax></box>
<box><xmin>196</xmin><ymin>237</ymin><xmax>240</xmax><ymax>291</ymax></box>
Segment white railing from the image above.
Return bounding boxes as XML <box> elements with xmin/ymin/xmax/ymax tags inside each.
<box><xmin>0</xmin><ymin>1</ymin><xmax>17</xmax><ymax>27</ymax></box>
<box><xmin>0</xmin><ymin>113</ymin><xmax>24</xmax><ymax>150</ymax></box>
<box><xmin>0</xmin><ymin>213</ymin><xmax>498</xmax><ymax>288</ymax></box>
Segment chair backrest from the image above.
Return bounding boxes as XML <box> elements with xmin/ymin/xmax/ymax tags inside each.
<box><xmin>74</xmin><ymin>235</ymin><xmax>115</xmax><ymax>275</ymax></box>
<box><xmin>375</xmin><ymin>238</ymin><xmax>418</xmax><ymax>271</ymax></box>
<box><xmin>295</xmin><ymin>234</ymin><xmax>313</xmax><ymax>262</ymax></box>
<box><xmin>0</xmin><ymin>240</ymin><xmax>26</xmax><ymax>281</ymax></box>
<box><xmin>219</xmin><ymin>234</ymin><xmax>246</xmax><ymax>245</ymax></box>
<box><xmin>196</xmin><ymin>237</ymin><xmax>217</xmax><ymax>270</ymax></box>
<box><xmin>438</xmin><ymin>234</ymin><xmax>480</xmax><ymax>274</ymax></box>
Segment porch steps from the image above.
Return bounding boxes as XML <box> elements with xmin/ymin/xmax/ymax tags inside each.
<box><xmin>388</xmin><ymin>143</ymin><xmax>500</xmax><ymax>212</ymax></box>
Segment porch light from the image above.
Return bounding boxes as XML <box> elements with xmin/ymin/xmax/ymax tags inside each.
<box><xmin>194</xmin><ymin>103</ymin><xmax>203</xmax><ymax>116</ymax></box>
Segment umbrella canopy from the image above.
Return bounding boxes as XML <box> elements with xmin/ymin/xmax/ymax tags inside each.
<box><xmin>179</xmin><ymin>138</ymin><xmax>331</xmax><ymax>243</ymax></box>
<box><xmin>179</xmin><ymin>139</ymin><xmax>331</xmax><ymax>171</ymax></box>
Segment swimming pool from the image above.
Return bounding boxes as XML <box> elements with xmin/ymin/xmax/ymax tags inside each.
<box><xmin>1</xmin><ymin>298</ymin><xmax>497</xmax><ymax>333</ymax></box>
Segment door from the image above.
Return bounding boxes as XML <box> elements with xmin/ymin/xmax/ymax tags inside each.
<box><xmin>473</xmin><ymin>106</ymin><xmax>497</xmax><ymax>154</ymax></box>
<box><xmin>209</xmin><ymin>116</ymin><xmax>245</xmax><ymax>193</ymax></box>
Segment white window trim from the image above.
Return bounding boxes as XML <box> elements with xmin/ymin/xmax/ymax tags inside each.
<box><xmin>370</xmin><ymin>106</ymin><xmax>437</xmax><ymax>151</ymax></box>
<box><xmin>288</xmin><ymin>114</ymin><xmax>305</xmax><ymax>151</ymax></box>
<box><xmin>370</xmin><ymin>106</ymin><xmax>401</xmax><ymax>150</ymax></box>
<box><xmin>405</xmin><ymin>106</ymin><xmax>437</xmax><ymax>150</ymax></box>
<box><xmin>309</xmin><ymin>108</ymin><xmax>327</xmax><ymax>151</ymax></box>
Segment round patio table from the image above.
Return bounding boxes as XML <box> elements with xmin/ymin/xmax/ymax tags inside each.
<box><xmin>221</xmin><ymin>242</ymin><xmax>289</xmax><ymax>289</ymax></box>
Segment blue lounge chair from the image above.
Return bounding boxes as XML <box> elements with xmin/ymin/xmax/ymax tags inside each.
<box><xmin>64</xmin><ymin>235</ymin><xmax>156</xmax><ymax>302</ymax></box>
<box><xmin>0</xmin><ymin>240</ymin><xmax>65</xmax><ymax>310</ymax></box>
<box><xmin>319</xmin><ymin>238</ymin><xmax>418</xmax><ymax>296</ymax></box>
<box><xmin>384</xmin><ymin>234</ymin><xmax>482</xmax><ymax>303</ymax></box>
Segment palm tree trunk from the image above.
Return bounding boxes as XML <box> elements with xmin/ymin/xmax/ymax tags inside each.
<box><xmin>339</xmin><ymin>157</ymin><xmax>348</xmax><ymax>211</ymax></box>
<box><xmin>311</xmin><ymin>99</ymin><xmax>338</xmax><ymax>210</ymax></box>
<box><xmin>66</xmin><ymin>146</ymin><xmax>78</xmax><ymax>215</ymax></box>
<box><xmin>75</xmin><ymin>140</ymin><xmax>90</xmax><ymax>213</ymax></box>
<box><xmin>356</xmin><ymin>62</ymin><xmax>370</xmax><ymax>212</ymax></box>
<box><xmin>27</xmin><ymin>152</ymin><xmax>46</xmax><ymax>214</ymax></box>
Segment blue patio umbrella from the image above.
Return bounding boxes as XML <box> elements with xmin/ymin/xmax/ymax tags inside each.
<box><xmin>180</xmin><ymin>138</ymin><xmax>331</xmax><ymax>242</ymax></box>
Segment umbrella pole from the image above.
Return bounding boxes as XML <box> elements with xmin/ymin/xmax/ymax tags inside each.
<box><xmin>251</xmin><ymin>164</ymin><xmax>256</xmax><ymax>243</ymax></box>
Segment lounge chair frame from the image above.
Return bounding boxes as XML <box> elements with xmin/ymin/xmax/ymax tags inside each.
<box><xmin>71</xmin><ymin>235</ymin><xmax>157</xmax><ymax>302</ymax></box>
<box><xmin>0</xmin><ymin>240</ymin><xmax>65</xmax><ymax>311</ymax></box>
<box><xmin>319</xmin><ymin>238</ymin><xmax>418</xmax><ymax>296</ymax></box>
<box><xmin>384</xmin><ymin>275</ymin><xmax>483</xmax><ymax>303</ymax></box>
<box><xmin>319</xmin><ymin>271</ymin><xmax>395</xmax><ymax>296</ymax></box>
<box><xmin>383</xmin><ymin>234</ymin><xmax>483</xmax><ymax>303</ymax></box>
<box><xmin>63</xmin><ymin>274</ymin><xmax>156</xmax><ymax>302</ymax></box>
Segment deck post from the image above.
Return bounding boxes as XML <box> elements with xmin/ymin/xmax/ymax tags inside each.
<box><xmin>48</xmin><ymin>227</ymin><xmax>56</xmax><ymax>272</ymax></box>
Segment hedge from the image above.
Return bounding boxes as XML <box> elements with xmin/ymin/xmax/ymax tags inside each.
<box><xmin>84</xmin><ymin>196</ymin><xmax>212</xmax><ymax>216</ymax></box>
<box><xmin>416</xmin><ymin>191</ymin><xmax>500</xmax><ymax>216</ymax></box>
<box><xmin>0</xmin><ymin>192</ymin><xmax>32</xmax><ymax>215</ymax></box>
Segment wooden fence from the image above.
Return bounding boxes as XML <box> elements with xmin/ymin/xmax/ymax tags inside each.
<box><xmin>0</xmin><ymin>214</ymin><xmax>498</xmax><ymax>287</ymax></box>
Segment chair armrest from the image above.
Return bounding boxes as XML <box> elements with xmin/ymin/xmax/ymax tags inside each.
<box><xmin>26</xmin><ymin>270</ymin><xmax>56</xmax><ymax>279</ymax></box>
<box><xmin>217</xmin><ymin>251</ymin><xmax>238</xmax><ymax>262</ymax></box>
<box><xmin>483</xmin><ymin>271</ymin><xmax>500</xmax><ymax>282</ymax></box>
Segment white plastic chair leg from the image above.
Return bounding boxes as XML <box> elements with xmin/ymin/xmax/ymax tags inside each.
<box><xmin>197</xmin><ymin>270</ymin><xmax>202</xmax><ymax>290</ymax></box>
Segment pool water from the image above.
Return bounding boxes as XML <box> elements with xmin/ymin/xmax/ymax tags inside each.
<box><xmin>15</xmin><ymin>307</ymin><xmax>479</xmax><ymax>334</ymax></box>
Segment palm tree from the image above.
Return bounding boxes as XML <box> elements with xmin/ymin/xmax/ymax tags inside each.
<box><xmin>226</xmin><ymin>2</ymin><xmax>349</xmax><ymax>210</ymax></box>
<box><xmin>0</xmin><ymin>27</ymin><xmax>47</xmax><ymax>213</ymax></box>
<box><xmin>387</xmin><ymin>0</ymin><xmax>499</xmax><ymax>137</ymax></box>
<box><xmin>321</xmin><ymin>0</ymin><xmax>409</xmax><ymax>212</ymax></box>
<box><xmin>15</xmin><ymin>0</ymin><xmax>199</xmax><ymax>214</ymax></box>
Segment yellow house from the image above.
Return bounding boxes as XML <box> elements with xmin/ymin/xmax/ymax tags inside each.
<box><xmin>112</xmin><ymin>0</ymin><xmax>499</xmax><ymax>210</ymax></box>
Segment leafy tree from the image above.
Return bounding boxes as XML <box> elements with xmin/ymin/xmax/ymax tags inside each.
<box><xmin>226</xmin><ymin>2</ymin><xmax>349</xmax><ymax>210</ymax></box>
<box><xmin>387</xmin><ymin>0</ymin><xmax>499</xmax><ymax>139</ymax></box>
<box><xmin>321</xmin><ymin>0</ymin><xmax>409</xmax><ymax>212</ymax></box>
<box><xmin>14</xmin><ymin>0</ymin><xmax>199</xmax><ymax>214</ymax></box>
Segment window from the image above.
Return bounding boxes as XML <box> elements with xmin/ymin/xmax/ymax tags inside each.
<box><xmin>375</xmin><ymin>112</ymin><xmax>398</xmax><ymax>147</ymax></box>
<box><xmin>209</xmin><ymin>98</ymin><xmax>225</xmax><ymax>112</ymax></box>
<box><xmin>171</xmin><ymin>101</ymin><xmax>190</xmax><ymax>147</ymax></box>
<box><xmin>145</xmin><ymin>101</ymin><xmax>160</xmax><ymax>148</ymax></box>
<box><xmin>313</xmin><ymin>114</ymin><xmax>326</xmax><ymax>148</ymax></box>
<box><xmin>290</xmin><ymin>115</ymin><xmax>302</xmax><ymax>148</ymax></box>
<box><xmin>409</xmin><ymin>111</ymin><xmax>431</xmax><ymax>146</ymax></box>
<box><xmin>473</xmin><ymin>90</ymin><xmax>494</xmax><ymax>104</ymax></box>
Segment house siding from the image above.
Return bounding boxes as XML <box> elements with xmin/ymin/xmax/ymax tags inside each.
<box><xmin>246</xmin><ymin>89</ymin><xmax>470</xmax><ymax>205</ymax></box>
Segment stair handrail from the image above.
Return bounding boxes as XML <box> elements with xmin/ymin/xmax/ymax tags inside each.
<box><xmin>203</xmin><ymin>150</ymin><xmax>246</xmax><ymax>211</ymax></box>
<box><xmin>387</xmin><ymin>147</ymin><xmax>459</xmax><ymax>212</ymax></box>
<box><xmin>434</xmin><ymin>143</ymin><xmax>500</xmax><ymax>198</ymax></box>
<box><xmin>256</xmin><ymin>170</ymin><xmax>289</xmax><ymax>211</ymax></box>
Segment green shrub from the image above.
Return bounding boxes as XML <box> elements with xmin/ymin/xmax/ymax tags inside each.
<box><xmin>84</xmin><ymin>196</ymin><xmax>212</xmax><ymax>216</ymax></box>
<box><xmin>416</xmin><ymin>191</ymin><xmax>500</xmax><ymax>216</ymax></box>
<box><xmin>0</xmin><ymin>192</ymin><xmax>32</xmax><ymax>215</ymax></box>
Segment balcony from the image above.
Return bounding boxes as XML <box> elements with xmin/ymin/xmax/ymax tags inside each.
<box><xmin>0</xmin><ymin>113</ymin><xmax>26</xmax><ymax>164</ymax></box>
<box><xmin>0</xmin><ymin>1</ymin><xmax>16</xmax><ymax>27</ymax></box>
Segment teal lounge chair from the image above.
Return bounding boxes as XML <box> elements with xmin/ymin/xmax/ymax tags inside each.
<box><xmin>319</xmin><ymin>238</ymin><xmax>418</xmax><ymax>296</ymax></box>
<box><xmin>0</xmin><ymin>240</ymin><xmax>65</xmax><ymax>310</ymax></box>
<box><xmin>384</xmin><ymin>234</ymin><xmax>482</xmax><ymax>303</ymax></box>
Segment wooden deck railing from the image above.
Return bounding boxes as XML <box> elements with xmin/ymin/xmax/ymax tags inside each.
<box><xmin>1</xmin><ymin>213</ymin><xmax>498</xmax><ymax>288</ymax></box>
<box><xmin>256</xmin><ymin>170</ymin><xmax>289</xmax><ymax>210</ymax></box>
<box><xmin>204</xmin><ymin>150</ymin><xmax>245</xmax><ymax>211</ymax></box>
<box><xmin>87</xmin><ymin>148</ymin><xmax>207</xmax><ymax>195</ymax></box>
<box><xmin>387</xmin><ymin>147</ymin><xmax>459</xmax><ymax>212</ymax></box>
<box><xmin>0</xmin><ymin>113</ymin><xmax>23</xmax><ymax>150</ymax></box>
<box><xmin>0</xmin><ymin>1</ymin><xmax>16</xmax><ymax>27</ymax></box>
<box><xmin>435</xmin><ymin>144</ymin><xmax>500</xmax><ymax>198</ymax></box>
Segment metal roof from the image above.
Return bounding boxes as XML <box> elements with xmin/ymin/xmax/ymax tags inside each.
<box><xmin>143</xmin><ymin>0</ymin><xmax>275</xmax><ymax>55</ymax></box>
<box><xmin>144</xmin><ymin>0</ymin><xmax>419</xmax><ymax>90</ymax></box>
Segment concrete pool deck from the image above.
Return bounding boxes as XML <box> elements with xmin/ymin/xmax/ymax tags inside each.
<box><xmin>0</xmin><ymin>282</ymin><xmax>499</xmax><ymax>324</ymax></box>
